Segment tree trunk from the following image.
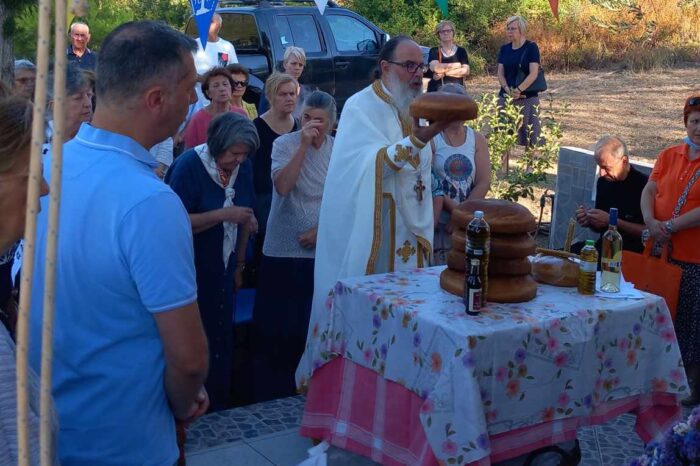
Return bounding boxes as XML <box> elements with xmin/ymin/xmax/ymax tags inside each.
<box><xmin>0</xmin><ymin>1</ymin><xmax>15</xmax><ymax>84</ymax></box>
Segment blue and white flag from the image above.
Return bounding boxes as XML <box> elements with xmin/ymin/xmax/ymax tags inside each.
<box><xmin>314</xmin><ymin>0</ymin><xmax>328</xmax><ymax>15</ymax></box>
<box><xmin>190</xmin><ymin>0</ymin><xmax>219</xmax><ymax>50</ymax></box>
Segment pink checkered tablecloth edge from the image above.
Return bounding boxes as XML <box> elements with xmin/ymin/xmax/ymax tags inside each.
<box><xmin>300</xmin><ymin>357</ymin><xmax>682</xmax><ymax>466</ymax></box>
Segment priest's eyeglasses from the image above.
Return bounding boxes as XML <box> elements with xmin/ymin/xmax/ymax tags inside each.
<box><xmin>387</xmin><ymin>61</ymin><xmax>428</xmax><ymax>74</ymax></box>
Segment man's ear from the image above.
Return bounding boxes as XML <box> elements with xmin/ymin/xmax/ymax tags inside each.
<box><xmin>380</xmin><ymin>60</ymin><xmax>390</xmax><ymax>76</ymax></box>
<box><xmin>143</xmin><ymin>86</ymin><xmax>166</xmax><ymax>113</ymax></box>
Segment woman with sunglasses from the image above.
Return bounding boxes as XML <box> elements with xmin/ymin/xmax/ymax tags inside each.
<box><xmin>426</xmin><ymin>20</ymin><xmax>470</xmax><ymax>93</ymax></box>
<box><xmin>226</xmin><ymin>63</ymin><xmax>258</xmax><ymax>120</ymax></box>
<box><xmin>183</xmin><ymin>67</ymin><xmax>247</xmax><ymax>149</ymax></box>
<box><xmin>641</xmin><ymin>94</ymin><xmax>700</xmax><ymax>406</ymax></box>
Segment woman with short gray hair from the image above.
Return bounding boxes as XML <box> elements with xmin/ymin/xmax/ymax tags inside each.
<box><xmin>13</xmin><ymin>59</ymin><xmax>36</xmax><ymax>100</ymax></box>
<box><xmin>251</xmin><ymin>91</ymin><xmax>336</xmax><ymax>402</ymax></box>
<box><xmin>165</xmin><ymin>112</ymin><xmax>259</xmax><ymax>411</ymax></box>
<box><xmin>47</xmin><ymin>63</ymin><xmax>93</xmax><ymax>142</ymax></box>
<box><xmin>258</xmin><ymin>46</ymin><xmax>317</xmax><ymax>118</ymax></box>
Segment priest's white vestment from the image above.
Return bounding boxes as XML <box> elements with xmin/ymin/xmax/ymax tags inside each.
<box><xmin>301</xmin><ymin>81</ymin><xmax>434</xmax><ymax>367</ymax></box>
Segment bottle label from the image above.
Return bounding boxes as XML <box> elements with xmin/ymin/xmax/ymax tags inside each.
<box><xmin>580</xmin><ymin>261</ymin><xmax>596</xmax><ymax>273</ymax></box>
<box><xmin>468</xmin><ymin>288</ymin><xmax>481</xmax><ymax>314</ymax></box>
<box><xmin>602</xmin><ymin>260</ymin><xmax>621</xmax><ymax>273</ymax></box>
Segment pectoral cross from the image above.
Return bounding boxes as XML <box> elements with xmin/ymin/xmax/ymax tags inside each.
<box><xmin>414</xmin><ymin>175</ymin><xmax>426</xmax><ymax>202</ymax></box>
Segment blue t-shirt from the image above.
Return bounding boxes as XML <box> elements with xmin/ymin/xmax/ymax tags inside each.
<box><xmin>497</xmin><ymin>40</ymin><xmax>541</xmax><ymax>98</ymax></box>
<box><xmin>28</xmin><ymin>124</ymin><xmax>197</xmax><ymax>466</ymax></box>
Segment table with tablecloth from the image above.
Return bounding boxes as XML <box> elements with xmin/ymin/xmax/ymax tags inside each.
<box><xmin>295</xmin><ymin>266</ymin><xmax>689</xmax><ymax>465</ymax></box>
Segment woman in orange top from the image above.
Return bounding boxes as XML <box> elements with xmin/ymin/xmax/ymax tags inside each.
<box><xmin>641</xmin><ymin>94</ymin><xmax>700</xmax><ymax>406</ymax></box>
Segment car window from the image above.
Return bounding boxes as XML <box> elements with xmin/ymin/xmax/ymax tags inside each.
<box><xmin>327</xmin><ymin>15</ymin><xmax>378</xmax><ymax>53</ymax></box>
<box><xmin>185</xmin><ymin>13</ymin><xmax>260</xmax><ymax>51</ymax></box>
<box><xmin>285</xmin><ymin>15</ymin><xmax>323</xmax><ymax>53</ymax></box>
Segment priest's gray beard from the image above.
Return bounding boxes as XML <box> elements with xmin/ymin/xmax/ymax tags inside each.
<box><xmin>386</xmin><ymin>72</ymin><xmax>421</xmax><ymax>121</ymax></box>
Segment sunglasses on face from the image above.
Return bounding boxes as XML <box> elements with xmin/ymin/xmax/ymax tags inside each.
<box><xmin>233</xmin><ymin>80</ymin><xmax>248</xmax><ymax>87</ymax></box>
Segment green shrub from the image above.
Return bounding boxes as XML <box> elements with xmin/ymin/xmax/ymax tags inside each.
<box><xmin>468</xmin><ymin>92</ymin><xmax>564</xmax><ymax>202</ymax></box>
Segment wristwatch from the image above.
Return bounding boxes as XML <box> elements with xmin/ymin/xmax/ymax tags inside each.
<box><xmin>664</xmin><ymin>220</ymin><xmax>674</xmax><ymax>233</ymax></box>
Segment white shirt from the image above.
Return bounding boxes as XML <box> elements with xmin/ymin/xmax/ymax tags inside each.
<box><xmin>193</xmin><ymin>37</ymin><xmax>238</xmax><ymax>75</ymax></box>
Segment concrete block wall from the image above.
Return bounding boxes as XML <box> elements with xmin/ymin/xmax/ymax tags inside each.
<box><xmin>549</xmin><ymin>147</ymin><xmax>654</xmax><ymax>250</ymax></box>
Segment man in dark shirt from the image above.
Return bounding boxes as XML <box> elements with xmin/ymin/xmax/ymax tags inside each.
<box><xmin>66</xmin><ymin>22</ymin><xmax>96</xmax><ymax>70</ymax></box>
<box><xmin>576</xmin><ymin>135</ymin><xmax>648</xmax><ymax>253</ymax></box>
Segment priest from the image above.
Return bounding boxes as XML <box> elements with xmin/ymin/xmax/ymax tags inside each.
<box><xmin>311</xmin><ymin>36</ymin><xmax>449</xmax><ymax>314</ymax></box>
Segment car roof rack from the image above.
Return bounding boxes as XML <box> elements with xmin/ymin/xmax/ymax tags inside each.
<box><xmin>217</xmin><ymin>0</ymin><xmax>339</xmax><ymax>8</ymax></box>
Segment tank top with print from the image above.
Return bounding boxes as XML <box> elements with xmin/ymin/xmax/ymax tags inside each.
<box><xmin>433</xmin><ymin>126</ymin><xmax>477</xmax><ymax>203</ymax></box>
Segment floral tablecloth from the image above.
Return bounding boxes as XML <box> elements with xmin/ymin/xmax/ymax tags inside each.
<box><xmin>296</xmin><ymin>266</ymin><xmax>689</xmax><ymax>465</ymax></box>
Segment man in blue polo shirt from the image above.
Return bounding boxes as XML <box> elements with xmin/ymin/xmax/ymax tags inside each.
<box><xmin>29</xmin><ymin>21</ymin><xmax>209</xmax><ymax>465</ymax></box>
<box><xmin>66</xmin><ymin>22</ymin><xmax>97</xmax><ymax>70</ymax></box>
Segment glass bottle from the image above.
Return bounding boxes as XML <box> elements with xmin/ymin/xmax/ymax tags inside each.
<box><xmin>578</xmin><ymin>239</ymin><xmax>597</xmax><ymax>295</ymax></box>
<box><xmin>465</xmin><ymin>259</ymin><xmax>482</xmax><ymax>316</ymax></box>
<box><xmin>601</xmin><ymin>207</ymin><xmax>623</xmax><ymax>293</ymax></box>
<box><xmin>466</xmin><ymin>211</ymin><xmax>490</xmax><ymax>307</ymax></box>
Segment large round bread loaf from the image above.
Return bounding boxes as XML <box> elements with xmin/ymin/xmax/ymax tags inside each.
<box><xmin>440</xmin><ymin>269</ymin><xmax>538</xmax><ymax>303</ymax></box>
<box><xmin>447</xmin><ymin>251</ymin><xmax>532</xmax><ymax>275</ymax></box>
<box><xmin>451</xmin><ymin>231</ymin><xmax>536</xmax><ymax>259</ymax></box>
<box><xmin>531</xmin><ymin>254</ymin><xmax>579</xmax><ymax>287</ymax></box>
<box><xmin>409</xmin><ymin>92</ymin><xmax>478</xmax><ymax>122</ymax></box>
<box><xmin>451</xmin><ymin>199</ymin><xmax>536</xmax><ymax>234</ymax></box>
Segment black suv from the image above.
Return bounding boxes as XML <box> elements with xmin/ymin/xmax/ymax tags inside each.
<box><xmin>185</xmin><ymin>0</ymin><xmax>390</xmax><ymax>112</ymax></box>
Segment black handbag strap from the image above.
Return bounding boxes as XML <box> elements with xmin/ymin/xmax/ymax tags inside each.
<box><xmin>518</xmin><ymin>41</ymin><xmax>531</xmax><ymax>72</ymax></box>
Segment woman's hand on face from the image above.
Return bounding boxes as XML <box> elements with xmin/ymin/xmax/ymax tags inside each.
<box><xmin>220</xmin><ymin>206</ymin><xmax>254</xmax><ymax>225</ymax></box>
<box><xmin>433</xmin><ymin>72</ymin><xmax>444</xmax><ymax>80</ymax></box>
<box><xmin>300</xmin><ymin>120</ymin><xmax>324</xmax><ymax>146</ymax></box>
<box><xmin>647</xmin><ymin>218</ymin><xmax>671</xmax><ymax>244</ymax></box>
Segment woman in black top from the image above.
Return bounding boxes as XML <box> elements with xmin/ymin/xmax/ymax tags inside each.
<box><xmin>252</xmin><ymin>72</ymin><xmax>300</xmax><ymax>279</ymax></box>
<box><xmin>426</xmin><ymin>20</ymin><xmax>470</xmax><ymax>92</ymax></box>
<box><xmin>497</xmin><ymin>15</ymin><xmax>543</xmax><ymax>147</ymax></box>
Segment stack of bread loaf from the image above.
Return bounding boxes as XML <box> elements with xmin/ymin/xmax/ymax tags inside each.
<box><xmin>439</xmin><ymin>199</ymin><xmax>539</xmax><ymax>303</ymax></box>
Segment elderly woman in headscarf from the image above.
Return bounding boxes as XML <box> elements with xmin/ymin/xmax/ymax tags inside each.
<box><xmin>165</xmin><ymin>113</ymin><xmax>259</xmax><ymax>411</ymax></box>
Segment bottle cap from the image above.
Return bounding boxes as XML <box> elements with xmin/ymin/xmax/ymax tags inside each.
<box><xmin>474</xmin><ymin>211</ymin><xmax>484</xmax><ymax>218</ymax></box>
<box><xmin>585</xmin><ymin>239</ymin><xmax>595</xmax><ymax>246</ymax></box>
<box><xmin>609</xmin><ymin>207</ymin><xmax>618</xmax><ymax>225</ymax></box>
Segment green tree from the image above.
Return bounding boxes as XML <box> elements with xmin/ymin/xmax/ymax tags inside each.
<box><xmin>9</xmin><ymin>0</ymin><xmax>191</xmax><ymax>61</ymax></box>
<box><xmin>1</xmin><ymin>0</ymin><xmax>35</xmax><ymax>83</ymax></box>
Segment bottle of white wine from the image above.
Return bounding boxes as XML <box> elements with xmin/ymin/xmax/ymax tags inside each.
<box><xmin>601</xmin><ymin>207</ymin><xmax>623</xmax><ymax>293</ymax></box>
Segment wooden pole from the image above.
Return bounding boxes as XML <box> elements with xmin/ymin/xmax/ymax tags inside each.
<box><xmin>16</xmin><ymin>0</ymin><xmax>51</xmax><ymax>462</ymax></box>
<box><xmin>39</xmin><ymin>0</ymin><xmax>67</xmax><ymax>462</ymax></box>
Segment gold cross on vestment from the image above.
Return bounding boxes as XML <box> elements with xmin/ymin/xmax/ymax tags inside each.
<box><xmin>414</xmin><ymin>176</ymin><xmax>426</xmax><ymax>202</ymax></box>
<box><xmin>395</xmin><ymin>145</ymin><xmax>420</xmax><ymax>169</ymax></box>
<box><xmin>396</xmin><ymin>240</ymin><xmax>416</xmax><ymax>263</ymax></box>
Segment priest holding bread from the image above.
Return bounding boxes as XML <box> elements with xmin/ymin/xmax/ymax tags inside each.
<box><xmin>308</xmin><ymin>36</ymin><xmax>476</xmax><ymax>320</ymax></box>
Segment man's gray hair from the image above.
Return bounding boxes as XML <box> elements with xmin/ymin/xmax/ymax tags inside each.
<box><xmin>594</xmin><ymin>135</ymin><xmax>629</xmax><ymax>159</ymax></box>
<box><xmin>47</xmin><ymin>63</ymin><xmax>87</xmax><ymax>101</ymax></box>
<box><xmin>213</xmin><ymin>13</ymin><xmax>222</xmax><ymax>25</ymax></box>
<box><xmin>70</xmin><ymin>22</ymin><xmax>89</xmax><ymax>34</ymax></box>
<box><xmin>302</xmin><ymin>90</ymin><xmax>337</xmax><ymax>131</ymax></box>
<box><xmin>207</xmin><ymin>112</ymin><xmax>260</xmax><ymax>159</ymax></box>
<box><xmin>96</xmin><ymin>20</ymin><xmax>197</xmax><ymax>104</ymax></box>
<box><xmin>14</xmin><ymin>59</ymin><xmax>36</xmax><ymax>72</ymax></box>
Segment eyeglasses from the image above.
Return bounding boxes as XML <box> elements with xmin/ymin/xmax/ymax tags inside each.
<box><xmin>387</xmin><ymin>61</ymin><xmax>428</xmax><ymax>74</ymax></box>
<box><xmin>688</xmin><ymin>97</ymin><xmax>700</xmax><ymax>106</ymax></box>
<box><xmin>233</xmin><ymin>80</ymin><xmax>248</xmax><ymax>87</ymax></box>
<box><xmin>438</xmin><ymin>29</ymin><xmax>454</xmax><ymax>34</ymax></box>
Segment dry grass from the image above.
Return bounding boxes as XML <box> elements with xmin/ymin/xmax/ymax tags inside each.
<box><xmin>466</xmin><ymin>66</ymin><xmax>699</xmax><ymax>161</ymax></box>
<box><xmin>464</xmin><ymin>65</ymin><xmax>699</xmax><ymax>221</ymax></box>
